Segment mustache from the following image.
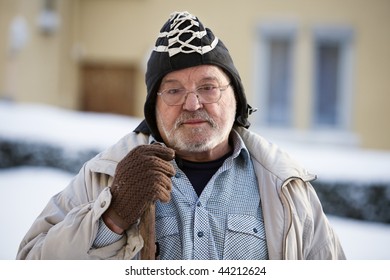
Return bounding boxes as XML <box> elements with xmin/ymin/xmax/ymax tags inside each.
<box><xmin>175</xmin><ymin>110</ymin><xmax>217</xmax><ymax>128</ymax></box>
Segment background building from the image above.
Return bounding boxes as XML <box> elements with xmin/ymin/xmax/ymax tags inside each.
<box><xmin>1</xmin><ymin>0</ymin><xmax>389</xmax><ymax>149</ymax></box>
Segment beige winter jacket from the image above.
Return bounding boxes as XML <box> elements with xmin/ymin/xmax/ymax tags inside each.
<box><xmin>16</xmin><ymin>126</ymin><xmax>345</xmax><ymax>259</ymax></box>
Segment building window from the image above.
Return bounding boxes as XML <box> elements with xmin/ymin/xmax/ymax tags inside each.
<box><xmin>313</xmin><ymin>26</ymin><xmax>354</xmax><ymax>129</ymax></box>
<box><xmin>266</xmin><ymin>38</ymin><xmax>292</xmax><ymax>125</ymax></box>
<box><xmin>315</xmin><ymin>42</ymin><xmax>340</xmax><ymax>126</ymax></box>
<box><xmin>255</xmin><ymin>23</ymin><xmax>296</xmax><ymax>127</ymax></box>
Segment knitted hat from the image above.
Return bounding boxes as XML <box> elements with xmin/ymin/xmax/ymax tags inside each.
<box><xmin>134</xmin><ymin>11</ymin><xmax>255</xmax><ymax>141</ymax></box>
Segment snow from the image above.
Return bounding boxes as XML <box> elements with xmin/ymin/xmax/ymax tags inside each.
<box><xmin>0</xmin><ymin>167</ymin><xmax>73</xmax><ymax>259</ymax></box>
<box><xmin>0</xmin><ymin>101</ymin><xmax>141</xmax><ymax>150</ymax></box>
<box><xmin>250</xmin><ymin>128</ymin><xmax>390</xmax><ymax>184</ymax></box>
<box><xmin>278</xmin><ymin>142</ymin><xmax>390</xmax><ymax>183</ymax></box>
<box><xmin>1</xmin><ymin>101</ymin><xmax>390</xmax><ymax>260</ymax></box>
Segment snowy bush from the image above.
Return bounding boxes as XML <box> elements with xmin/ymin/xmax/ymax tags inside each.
<box><xmin>0</xmin><ymin>137</ymin><xmax>98</xmax><ymax>174</ymax></box>
<box><xmin>313</xmin><ymin>181</ymin><xmax>390</xmax><ymax>223</ymax></box>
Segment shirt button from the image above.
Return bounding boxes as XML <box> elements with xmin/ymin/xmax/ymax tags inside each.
<box><xmin>100</xmin><ymin>201</ymin><xmax>106</xmax><ymax>208</ymax></box>
<box><xmin>197</xmin><ymin>231</ymin><xmax>204</xmax><ymax>238</ymax></box>
<box><xmin>197</xmin><ymin>202</ymin><xmax>201</xmax><ymax>207</ymax></box>
<box><xmin>175</xmin><ymin>173</ymin><xmax>181</xmax><ymax>178</ymax></box>
<box><xmin>253</xmin><ymin>228</ymin><xmax>258</xmax><ymax>233</ymax></box>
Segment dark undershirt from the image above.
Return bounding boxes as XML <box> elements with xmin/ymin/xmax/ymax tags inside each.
<box><xmin>176</xmin><ymin>151</ymin><xmax>233</xmax><ymax>196</ymax></box>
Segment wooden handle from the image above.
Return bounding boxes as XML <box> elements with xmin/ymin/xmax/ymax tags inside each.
<box><xmin>139</xmin><ymin>203</ymin><xmax>156</xmax><ymax>260</ymax></box>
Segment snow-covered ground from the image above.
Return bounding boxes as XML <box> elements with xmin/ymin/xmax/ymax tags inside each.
<box><xmin>1</xmin><ymin>101</ymin><xmax>390</xmax><ymax>259</ymax></box>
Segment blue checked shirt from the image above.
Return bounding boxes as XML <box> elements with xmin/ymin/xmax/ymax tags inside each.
<box><xmin>155</xmin><ymin>131</ymin><xmax>268</xmax><ymax>260</ymax></box>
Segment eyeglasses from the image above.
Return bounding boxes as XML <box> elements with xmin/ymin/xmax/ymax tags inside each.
<box><xmin>157</xmin><ymin>83</ymin><xmax>231</xmax><ymax>106</ymax></box>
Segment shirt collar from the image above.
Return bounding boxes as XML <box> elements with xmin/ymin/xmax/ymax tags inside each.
<box><xmin>230</xmin><ymin>129</ymin><xmax>250</xmax><ymax>162</ymax></box>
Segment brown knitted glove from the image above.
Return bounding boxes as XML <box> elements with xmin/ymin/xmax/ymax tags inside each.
<box><xmin>104</xmin><ymin>144</ymin><xmax>175</xmax><ymax>230</ymax></box>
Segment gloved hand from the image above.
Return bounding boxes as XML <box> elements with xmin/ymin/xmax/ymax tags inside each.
<box><xmin>104</xmin><ymin>144</ymin><xmax>175</xmax><ymax>231</ymax></box>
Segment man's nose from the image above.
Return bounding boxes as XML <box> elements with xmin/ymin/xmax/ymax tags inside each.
<box><xmin>182</xmin><ymin>92</ymin><xmax>203</xmax><ymax>111</ymax></box>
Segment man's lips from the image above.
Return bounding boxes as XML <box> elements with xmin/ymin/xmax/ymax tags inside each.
<box><xmin>181</xmin><ymin>119</ymin><xmax>208</xmax><ymax>125</ymax></box>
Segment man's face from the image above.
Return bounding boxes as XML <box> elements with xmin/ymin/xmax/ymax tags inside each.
<box><xmin>156</xmin><ymin>65</ymin><xmax>237</xmax><ymax>160</ymax></box>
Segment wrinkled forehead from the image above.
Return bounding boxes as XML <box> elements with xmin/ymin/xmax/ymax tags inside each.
<box><xmin>160</xmin><ymin>65</ymin><xmax>230</xmax><ymax>86</ymax></box>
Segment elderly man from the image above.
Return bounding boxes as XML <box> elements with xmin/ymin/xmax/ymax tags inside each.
<box><xmin>17</xmin><ymin>11</ymin><xmax>345</xmax><ymax>260</ymax></box>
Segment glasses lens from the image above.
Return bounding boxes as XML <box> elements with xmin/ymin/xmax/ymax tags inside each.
<box><xmin>159</xmin><ymin>84</ymin><xmax>228</xmax><ymax>106</ymax></box>
<box><xmin>163</xmin><ymin>88</ymin><xmax>186</xmax><ymax>105</ymax></box>
<box><xmin>197</xmin><ymin>86</ymin><xmax>220</xmax><ymax>103</ymax></box>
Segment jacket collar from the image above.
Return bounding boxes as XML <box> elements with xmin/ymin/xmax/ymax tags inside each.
<box><xmin>234</xmin><ymin>126</ymin><xmax>316</xmax><ymax>183</ymax></box>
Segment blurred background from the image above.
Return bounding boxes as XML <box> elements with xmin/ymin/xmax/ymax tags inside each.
<box><xmin>0</xmin><ymin>0</ymin><xmax>389</xmax><ymax>259</ymax></box>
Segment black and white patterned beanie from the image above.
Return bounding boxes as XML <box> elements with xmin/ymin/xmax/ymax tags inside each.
<box><xmin>134</xmin><ymin>11</ymin><xmax>255</xmax><ymax>141</ymax></box>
